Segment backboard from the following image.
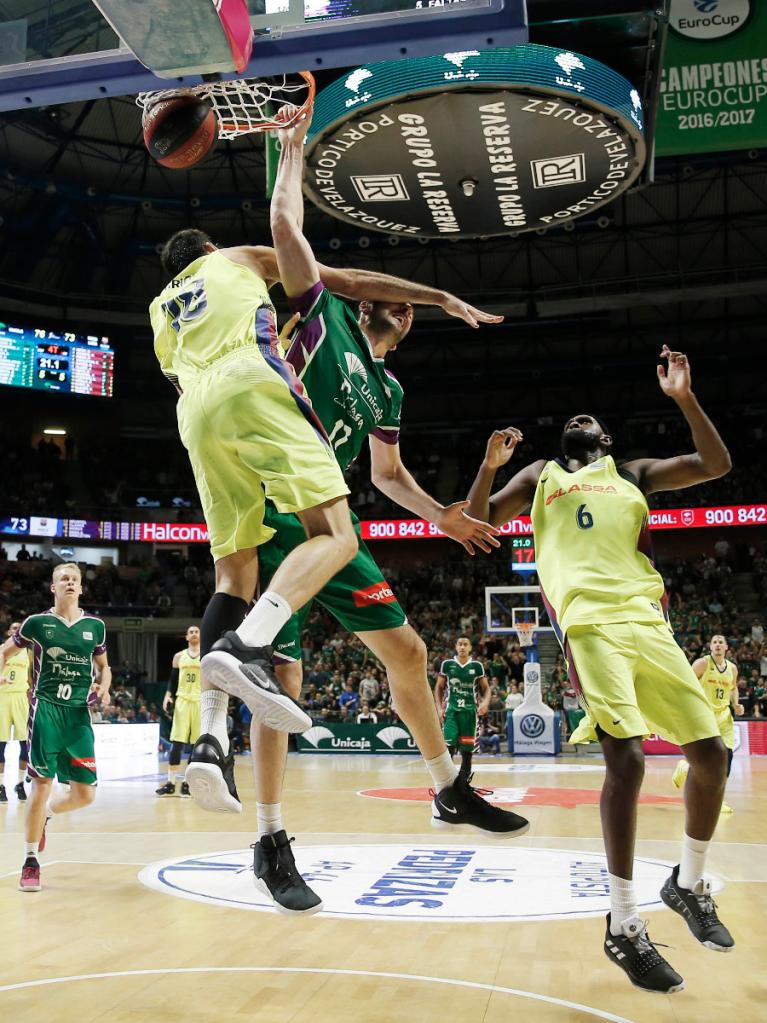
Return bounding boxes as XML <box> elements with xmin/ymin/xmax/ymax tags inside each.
<box><xmin>0</xmin><ymin>0</ymin><xmax>528</xmax><ymax>112</ymax></box>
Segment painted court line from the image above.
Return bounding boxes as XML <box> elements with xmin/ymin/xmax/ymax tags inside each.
<box><xmin>0</xmin><ymin>966</ymin><xmax>637</xmax><ymax>1023</ymax></box>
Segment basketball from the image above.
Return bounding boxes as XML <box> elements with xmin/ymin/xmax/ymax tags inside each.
<box><xmin>142</xmin><ymin>95</ymin><xmax>217</xmax><ymax>170</ymax></box>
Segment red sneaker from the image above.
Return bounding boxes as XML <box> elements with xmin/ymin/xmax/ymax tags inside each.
<box><xmin>19</xmin><ymin>856</ymin><xmax>41</xmax><ymax>892</ymax></box>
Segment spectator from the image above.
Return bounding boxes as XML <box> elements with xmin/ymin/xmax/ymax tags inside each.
<box><xmin>356</xmin><ymin>701</ymin><xmax>378</xmax><ymax>724</ymax></box>
<box><xmin>478</xmin><ymin>717</ymin><xmax>501</xmax><ymax>755</ymax></box>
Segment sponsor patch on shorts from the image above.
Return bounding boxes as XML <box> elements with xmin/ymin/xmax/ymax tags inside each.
<box><xmin>352</xmin><ymin>581</ymin><xmax>397</xmax><ymax>608</ymax></box>
<box><xmin>70</xmin><ymin>756</ymin><xmax>97</xmax><ymax>771</ymax></box>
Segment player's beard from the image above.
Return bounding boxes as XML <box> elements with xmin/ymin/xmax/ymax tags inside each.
<box><xmin>560</xmin><ymin>426</ymin><xmax>602</xmax><ymax>461</ymax></box>
<box><xmin>366</xmin><ymin>304</ymin><xmax>407</xmax><ymax>345</ymax></box>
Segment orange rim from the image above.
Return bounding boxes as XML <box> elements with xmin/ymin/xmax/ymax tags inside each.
<box><xmin>217</xmin><ymin>70</ymin><xmax>316</xmax><ymax>135</ymax></box>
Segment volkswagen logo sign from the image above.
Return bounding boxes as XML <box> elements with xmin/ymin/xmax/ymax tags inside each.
<box><xmin>520</xmin><ymin>714</ymin><xmax>546</xmax><ymax>738</ymax></box>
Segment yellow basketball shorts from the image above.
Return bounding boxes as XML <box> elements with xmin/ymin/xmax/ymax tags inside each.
<box><xmin>170</xmin><ymin>697</ymin><xmax>201</xmax><ymax>745</ymax></box>
<box><xmin>565</xmin><ymin>621</ymin><xmax>720</xmax><ymax>747</ymax></box>
<box><xmin>177</xmin><ymin>349</ymin><xmax>349</xmax><ymax>561</ymax></box>
<box><xmin>0</xmin><ymin>692</ymin><xmax>29</xmax><ymax>742</ymax></box>
<box><xmin>715</xmin><ymin>710</ymin><xmax>735</xmax><ymax>751</ymax></box>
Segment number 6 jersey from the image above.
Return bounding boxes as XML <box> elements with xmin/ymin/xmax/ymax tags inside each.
<box><xmin>530</xmin><ymin>455</ymin><xmax>667</xmax><ymax>635</ymax></box>
<box><xmin>14</xmin><ymin>610</ymin><xmax>107</xmax><ymax>707</ymax></box>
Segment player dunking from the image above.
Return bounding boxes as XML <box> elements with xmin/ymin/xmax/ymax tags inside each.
<box><xmin>0</xmin><ymin>623</ymin><xmax>31</xmax><ymax>802</ymax></box>
<box><xmin>152</xmin><ymin>155</ymin><xmax>502</xmax><ymax>812</ymax></box>
<box><xmin>468</xmin><ymin>347</ymin><xmax>735</xmax><ymax>992</ymax></box>
<box><xmin>0</xmin><ymin>564</ymin><xmax>111</xmax><ymax>892</ymax></box>
<box><xmin>188</xmin><ymin>104</ymin><xmax>528</xmax><ymax>913</ymax></box>
<box><xmin>434</xmin><ymin>637</ymin><xmax>489</xmax><ymax>777</ymax></box>
<box><xmin>673</xmin><ymin>634</ymin><xmax>743</xmax><ymax>814</ymax></box>
<box><xmin>156</xmin><ymin>625</ymin><xmax>201</xmax><ymax>799</ymax></box>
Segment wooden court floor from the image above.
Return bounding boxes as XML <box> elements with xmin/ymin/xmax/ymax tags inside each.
<box><xmin>0</xmin><ymin>752</ymin><xmax>764</xmax><ymax>1023</ymax></box>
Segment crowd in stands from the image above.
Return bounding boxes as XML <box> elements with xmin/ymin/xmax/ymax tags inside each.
<box><xmin>1</xmin><ymin>407</ymin><xmax>764</xmax><ymax>524</ymax></box>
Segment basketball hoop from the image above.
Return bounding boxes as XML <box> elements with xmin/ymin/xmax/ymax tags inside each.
<box><xmin>137</xmin><ymin>72</ymin><xmax>316</xmax><ymax>140</ymax></box>
<box><xmin>513</xmin><ymin>623</ymin><xmax>536</xmax><ymax>648</ymax></box>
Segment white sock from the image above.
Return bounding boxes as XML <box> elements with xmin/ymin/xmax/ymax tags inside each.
<box><xmin>167</xmin><ymin>766</ymin><xmax>177</xmax><ymax>784</ymax></box>
<box><xmin>257</xmin><ymin>802</ymin><xmax>283</xmax><ymax>838</ymax></box>
<box><xmin>236</xmin><ymin>590</ymin><xmax>292</xmax><ymax>648</ymax></box>
<box><xmin>200</xmin><ymin>690</ymin><xmax>230</xmax><ymax>755</ymax></box>
<box><xmin>25</xmin><ymin>842</ymin><xmax>39</xmax><ymax>858</ymax></box>
<box><xmin>426</xmin><ymin>751</ymin><xmax>459</xmax><ymax>792</ymax></box>
<box><xmin>609</xmin><ymin>874</ymin><xmax>639</xmax><ymax>935</ymax></box>
<box><xmin>678</xmin><ymin>834</ymin><xmax>709</xmax><ymax>890</ymax></box>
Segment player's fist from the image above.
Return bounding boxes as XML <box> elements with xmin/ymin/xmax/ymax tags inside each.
<box><xmin>735</xmin><ymin>704</ymin><xmax>745</xmax><ymax>716</ymax></box>
<box><xmin>657</xmin><ymin>344</ymin><xmax>692</xmax><ymax>401</ymax></box>
<box><xmin>484</xmin><ymin>427</ymin><xmax>523</xmax><ymax>470</ymax></box>
<box><xmin>274</xmin><ymin>102</ymin><xmax>312</xmax><ymax>146</ymax></box>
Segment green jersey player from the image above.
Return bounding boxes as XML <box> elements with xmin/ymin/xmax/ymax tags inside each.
<box><xmin>194</xmin><ymin>102</ymin><xmax>529</xmax><ymax>917</ymax></box>
<box><xmin>435</xmin><ymin>637</ymin><xmax>490</xmax><ymax>777</ymax></box>
<box><xmin>0</xmin><ymin>563</ymin><xmax>112</xmax><ymax>893</ymax></box>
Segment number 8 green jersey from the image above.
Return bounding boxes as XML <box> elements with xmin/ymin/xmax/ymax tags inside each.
<box><xmin>15</xmin><ymin>611</ymin><xmax>107</xmax><ymax>707</ymax></box>
<box><xmin>286</xmin><ymin>282</ymin><xmax>404</xmax><ymax>470</ymax></box>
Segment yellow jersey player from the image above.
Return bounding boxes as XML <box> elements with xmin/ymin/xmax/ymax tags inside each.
<box><xmin>153</xmin><ymin>108</ymin><xmax>501</xmax><ymax>816</ymax></box>
<box><xmin>156</xmin><ymin>625</ymin><xmax>201</xmax><ymax>799</ymax></box>
<box><xmin>673</xmin><ymin>634</ymin><xmax>743</xmax><ymax>813</ymax></box>
<box><xmin>468</xmin><ymin>345</ymin><xmax>734</xmax><ymax>993</ymax></box>
<box><xmin>0</xmin><ymin>622</ymin><xmax>31</xmax><ymax>802</ymax></box>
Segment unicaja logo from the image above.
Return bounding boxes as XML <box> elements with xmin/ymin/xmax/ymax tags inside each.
<box><xmin>344</xmin><ymin>68</ymin><xmax>373</xmax><ymax>108</ymax></box>
<box><xmin>443</xmin><ymin>51</ymin><xmax>480</xmax><ymax>82</ymax></box>
<box><xmin>302</xmin><ymin>726</ymin><xmax>335</xmax><ymax>748</ymax></box>
<box><xmin>670</xmin><ymin>0</ymin><xmax>750</xmax><ymax>39</ymax></box>
<box><xmin>376</xmin><ymin>726</ymin><xmax>414</xmax><ymax>749</ymax></box>
<box><xmin>344</xmin><ymin>351</ymin><xmax>368</xmax><ymax>383</ymax></box>
<box><xmin>554</xmin><ymin>51</ymin><xmax>586</xmax><ymax>94</ymax></box>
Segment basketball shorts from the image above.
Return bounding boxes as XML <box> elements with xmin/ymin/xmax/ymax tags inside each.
<box><xmin>443</xmin><ymin>708</ymin><xmax>477</xmax><ymax>752</ymax></box>
<box><xmin>0</xmin><ymin>692</ymin><xmax>29</xmax><ymax>741</ymax></box>
<box><xmin>566</xmin><ymin>622</ymin><xmax>720</xmax><ymax>747</ymax></box>
<box><xmin>260</xmin><ymin>505</ymin><xmax>407</xmax><ymax>662</ymax></box>
<box><xmin>170</xmin><ymin>696</ymin><xmax>201</xmax><ymax>745</ymax></box>
<box><xmin>715</xmin><ymin>709</ymin><xmax>735</xmax><ymax>751</ymax></box>
<box><xmin>28</xmin><ymin>700</ymin><xmax>97</xmax><ymax>785</ymax></box>
<box><xmin>177</xmin><ymin>349</ymin><xmax>349</xmax><ymax>561</ymax></box>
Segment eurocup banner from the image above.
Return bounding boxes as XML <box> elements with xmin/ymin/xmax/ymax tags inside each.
<box><xmin>658</xmin><ymin>0</ymin><xmax>767</xmax><ymax>154</ymax></box>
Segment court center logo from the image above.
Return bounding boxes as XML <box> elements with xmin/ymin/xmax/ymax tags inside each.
<box><xmin>140</xmin><ymin>845</ymin><xmax>712</xmax><ymax>921</ymax></box>
<box><xmin>670</xmin><ymin>0</ymin><xmax>750</xmax><ymax>39</ymax></box>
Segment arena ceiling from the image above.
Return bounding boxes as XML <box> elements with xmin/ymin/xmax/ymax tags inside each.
<box><xmin>0</xmin><ymin>1</ymin><xmax>765</xmax><ymax>408</ymax></box>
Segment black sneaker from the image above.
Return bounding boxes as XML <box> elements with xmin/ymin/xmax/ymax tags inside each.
<box><xmin>155</xmin><ymin>781</ymin><xmax>176</xmax><ymax>797</ymax></box>
<box><xmin>0</xmin><ymin>784</ymin><xmax>6</xmax><ymax>803</ymax></box>
<box><xmin>179</xmin><ymin>781</ymin><xmax>190</xmax><ymax>798</ymax></box>
<box><xmin>252</xmin><ymin>830</ymin><xmax>323</xmax><ymax>915</ymax></box>
<box><xmin>604</xmin><ymin>914</ymin><xmax>684</xmax><ymax>993</ymax></box>
<box><xmin>201</xmin><ymin>632</ymin><xmax>311</xmax><ymax>733</ymax></box>
<box><xmin>431</xmin><ymin>773</ymin><xmax>529</xmax><ymax>837</ymax></box>
<box><xmin>14</xmin><ymin>781</ymin><xmax>27</xmax><ymax>801</ymax></box>
<box><xmin>660</xmin><ymin>865</ymin><xmax>735</xmax><ymax>951</ymax></box>
<box><xmin>185</xmin><ymin>733</ymin><xmax>242</xmax><ymax>814</ymax></box>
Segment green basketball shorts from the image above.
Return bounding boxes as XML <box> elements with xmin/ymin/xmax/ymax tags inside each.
<box><xmin>28</xmin><ymin>699</ymin><xmax>97</xmax><ymax>785</ymax></box>
<box><xmin>260</xmin><ymin>505</ymin><xmax>407</xmax><ymax>662</ymax></box>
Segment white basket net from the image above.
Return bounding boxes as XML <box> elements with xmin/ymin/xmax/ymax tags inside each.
<box><xmin>136</xmin><ymin>72</ymin><xmax>315</xmax><ymax>140</ymax></box>
<box><xmin>513</xmin><ymin>624</ymin><xmax>536</xmax><ymax>648</ymax></box>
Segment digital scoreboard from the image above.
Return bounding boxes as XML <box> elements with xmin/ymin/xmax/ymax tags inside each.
<box><xmin>0</xmin><ymin>320</ymin><xmax>114</xmax><ymax>397</ymax></box>
<box><xmin>510</xmin><ymin>536</ymin><xmax>536</xmax><ymax>570</ymax></box>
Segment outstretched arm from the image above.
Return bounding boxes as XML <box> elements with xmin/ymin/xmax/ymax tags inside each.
<box><xmin>624</xmin><ymin>346</ymin><xmax>732</xmax><ymax>495</ymax></box>
<box><xmin>466</xmin><ymin>427</ymin><xmax>543</xmax><ymax>528</ymax></box>
<box><xmin>369</xmin><ymin>435</ymin><xmax>500</xmax><ymax>555</ymax></box>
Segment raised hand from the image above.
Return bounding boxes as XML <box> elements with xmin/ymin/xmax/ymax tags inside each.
<box><xmin>274</xmin><ymin>102</ymin><xmax>312</xmax><ymax>146</ymax></box>
<box><xmin>435</xmin><ymin>501</ymin><xmax>501</xmax><ymax>556</ymax></box>
<box><xmin>484</xmin><ymin>427</ymin><xmax>523</xmax><ymax>470</ymax></box>
<box><xmin>657</xmin><ymin>344</ymin><xmax>692</xmax><ymax>401</ymax></box>
<box><xmin>441</xmin><ymin>294</ymin><xmax>504</xmax><ymax>329</ymax></box>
